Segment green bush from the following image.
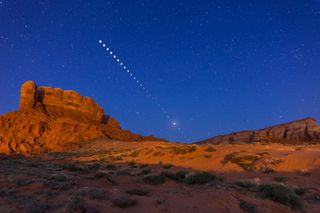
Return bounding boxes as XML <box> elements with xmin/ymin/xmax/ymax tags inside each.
<box><xmin>143</xmin><ymin>174</ymin><xmax>165</xmax><ymax>185</ymax></box>
<box><xmin>185</xmin><ymin>172</ymin><xmax>216</xmax><ymax>185</ymax></box>
<box><xmin>258</xmin><ymin>184</ymin><xmax>303</xmax><ymax>209</ymax></box>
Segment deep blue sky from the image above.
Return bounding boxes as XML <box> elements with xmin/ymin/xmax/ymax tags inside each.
<box><xmin>0</xmin><ymin>0</ymin><xmax>319</xmax><ymax>142</ymax></box>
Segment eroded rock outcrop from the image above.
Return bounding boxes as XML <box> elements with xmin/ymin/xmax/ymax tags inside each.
<box><xmin>0</xmin><ymin>81</ymin><xmax>163</xmax><ymax>155</ymax></box>
<box><xmin>196</xmin><ymin>118</ymin><xmax>320</xmax><ymax>145</ymax></box>
<box><xmin>19</xmin><ymin>80</ymin><xmax>104</xmax><ymax>122</ymax></box>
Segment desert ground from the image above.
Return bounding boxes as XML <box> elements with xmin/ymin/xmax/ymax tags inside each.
<box><xmin>1</xmin><ymin>140</ymin><xmax>320</xmax><ymax>213</ymax></box>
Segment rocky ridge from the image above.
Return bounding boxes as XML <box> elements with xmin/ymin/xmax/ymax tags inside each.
<box><xmin>0</xmin><ymin>81</ymin><xmax>162</xmax><ymax>154</ymax></box>
<box><xmin>196</xmin><ymin>117</ymin><xmax>320</xmax><ymax>145</ymax></box>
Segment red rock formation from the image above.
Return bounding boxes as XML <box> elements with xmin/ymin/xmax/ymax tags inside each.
<box><xmin>196</xmin><ymin>118</ymin><xmax>320</xmax><ymax>145</ymax></box>
<box><xmin>19</xmin><ymin>80</ymin><xmax>104</xmax><ymax>122</ymax></box>
<box><xmin>0</xmin><ymin>81</ymin><xmax>164</xmax><ymax>155</ymax></box>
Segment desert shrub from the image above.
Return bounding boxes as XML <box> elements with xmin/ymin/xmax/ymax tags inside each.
<box><xmin>105</xmin><ymin>164</ymin><xmax>116</xmax><ymax>170</ymax></box>
<box><xmin>109</xmin><ymin>155</ymin><xmax>123</xmax><ymax>161</ymax></box>
<box><xmin>140</xmin><ymin>168</ymin><xmax>151</xmax><ymax>175</ymax></box>
<box><xmin>203</xmin><ymin>155</ymin><xmax>211</xmax><ymax>159</ymax></box>
<box><xmin>185</xmin><ymin>172</ymin><xmax>216</xmax><ymax>185</ymax></box>
<box><xmin>205</xmin><ymin>146</ymin><xmax>216</xmax><ymax>152</ymax></box>
<box><xmin>62</xmin><ymin>163</ymin><xmax>85</xmax><ymax>172</ymax></box>
<box><xmin>172</xmin><ymin>146</ymin><xmax>197</xmax><ymax>154</ymax></box>
<box><xmin>130</xmin><ymin>150</ymin><xmax>140</xmax><ymax>157</ymax></box>
<box><xmin>153</xmin><ymin>151</ymin><xmax>163</xmax><ymax>156</ymax></box>
<box><xmin>143</xmin><ymin>174</ymin><xmax>165</xmax><ymax>185</ymax></box>
<box><xmin>94</xmin><ymin>171</ymin><xmax>109</xmax><ymax>179</ymax></box>
<box><xmin>126</xmin><ymin>189</ymin><xmax>149</xmax><ymax>196</ymax></box>
<box><xmin>139</xmin><ymin>164</ymin><xmax>148</xmax><ymax>169</ymax></box>
<box><xmin>14</xmin><ymin>179</ymin><xmax>33</xmax><ymax>186</ymax></box>
<box><xmin>65</xmin><ymin>194</ymin><xmax>85</xmax><ymax>212</ymax></box>
<box><xmin>236</xmin><ymin>180</ymin><xmax>255</xmax><ymax>188</ymax></box>
<box><xmin>128</xmin><ymin>160</ymin><xmax>136</xmax><ymax>166</ymax></box>
<box><xmin>115</xmin><ymin>169</ymin><xmax>130</xmax><ymax>175</ymax></box>
<box><xmin>261</xmin><ymin>166</ymin><xmax>274</xmax><ymax>174</ymax></box>
<box><xmin>301</xmin><ymin>169</ymin><xmax>311</xmax><ymax>176</ymax></box>
<box><xmin>112</xmin><ymin>197</ymin><xmax>137</xmax><ymax>208</ymax></box>
<box><xmin>79</xmin><ymin>187</ymin><xmax>107</xmax><ymax>200</ymax></box>
<box><xmin>87</xmin><ymin>163</ymin><xmax>100</xmax><ymax>171</ymax></box>
<box><xmin>163</xmin><ymin>163</ymin><xmax>173</xmax><ymax>169</ymax></box>
<box><xmin>239</xmin><ymin>199</ymin><xmax>256</xmax><ymax>213</ymax></box>
<box><xmin>223</xmin><ymin>152</ymin><xmax>239</xmax><ymax>163</ymax></box>
<box><xmin>160</xmin><ymin>170</ymin><xmax>189</xmax><ymax>183</ymax></box>
<box><xmin>174</xmin><ymin>170</ymin><xmax>189</xmax><ymax>182</ymax></box>
<box><xmin>270</xmin><ymin>159</ymin><xmax>283</xmax><ymax>165</ymax></box>
<box><xmin>49</xmin><ymin>173</ymin><xmax>68</xmax><ymax>182</ymax></box>
<box><xmin>258</xmin><ymin>184</ymin><xmax>303</xmax><ymax>209</ymax></box>
<box><xmin>223</xmin><ymin>152</ymin><xmax>261</xmax><ymax>171</ymax></box>
<box><xmin>273</xmin><ymin>176</ymin><xmax>286</xmax><ymax>183</ymax></box>
<box><xmin>294</xmin><ymin>187</ymin><xmax>306</xmax><ymax>196</ymax></box>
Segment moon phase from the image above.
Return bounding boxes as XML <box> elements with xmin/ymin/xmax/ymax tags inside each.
<box><xmin>98</xmin><ymin>39</ymin><xmax>190</xmax><ymax>141</ymax></box>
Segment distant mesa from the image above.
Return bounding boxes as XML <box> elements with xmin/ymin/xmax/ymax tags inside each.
<box><xmin>196</xmin><ymin>117</ymin><xmax>320</xmax><ymax>145</ymax></box>
<box><xmin>0</xmin><ymin>80</ymin><xmax>163</xmax><ymax>155</ymax></box>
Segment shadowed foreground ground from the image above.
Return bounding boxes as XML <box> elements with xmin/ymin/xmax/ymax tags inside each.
<box><xmin>1</xmin><ymin>141</ymin><xmax>320</xmax><ymax>212</ymax></box>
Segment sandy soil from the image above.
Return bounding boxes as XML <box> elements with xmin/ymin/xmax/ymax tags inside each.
<box><xmin>1</xmin><ymin>141</ymin><xmax>320</xmax><ymax>212</ymax></box>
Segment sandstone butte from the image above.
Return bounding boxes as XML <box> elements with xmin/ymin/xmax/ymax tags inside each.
<box><xmin>196</xmin><ymin>117</ymin><xmax>320</xmax><ymax>145</ymax></box>
<box><xmin>0</xmin><ymin>80</ymin><xmax>163</xmax><ymax>155</ymax></box>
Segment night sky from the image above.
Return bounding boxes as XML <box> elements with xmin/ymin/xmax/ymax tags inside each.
<box><xmin>1</xmin><ymin>1</ymin><xmax>319</xmax><ymax>142</ymax></box>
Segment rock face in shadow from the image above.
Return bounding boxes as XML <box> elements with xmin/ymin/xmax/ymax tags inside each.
<box><xmin>0</xmin><ymin>80</ymin><xmax>163</xmax><ymax>155</ymax></box>
<box><xmin>196</xmin><ymin>118</ymin><xmax>320</xmax><ymax>145</ymax></box>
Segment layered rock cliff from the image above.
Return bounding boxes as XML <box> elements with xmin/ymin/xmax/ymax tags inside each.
<box><xmin>196</xmin><ymin>118</ymin><xmax>320</xmax><ymax>145</ymax></box>
<box><xmin>0</xmin><ymin>81</ymin><xmax>163</xmax><ymax>155</ymax></box>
